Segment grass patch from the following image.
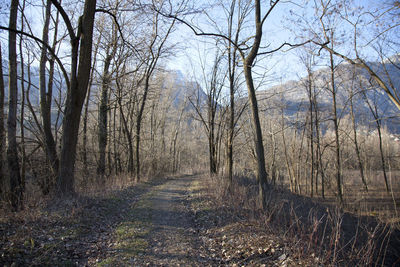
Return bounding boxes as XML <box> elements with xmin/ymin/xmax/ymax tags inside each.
<box><xmin>97</xmin><ymin>191</ymin><xmax>155</xmax><ymax>266</ymax></box>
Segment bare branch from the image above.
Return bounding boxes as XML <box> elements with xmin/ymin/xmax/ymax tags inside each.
<box><xmin>0</xmin><ymin>26</ymin><xmax>71</xmax><ymax>89</ymax></box>
<box><xmin>257</xmin><ymin>40</ymin><xmax>312</xmax><ymax>55</ymax></box>
<box><xmin>49</xmin><ymin>0</ymin><xmax>76</xmax><ymax>40</ymax></box>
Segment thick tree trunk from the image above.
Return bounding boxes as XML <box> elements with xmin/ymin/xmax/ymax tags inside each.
<box><xmin>58</xmin><ymin>0</ymin><xmax>97</xmax><ymax>194</ymax></box>
<box><xmin>7</xmin><ymin>0</ymin><xmax>23</xmax><ymax>210</ymax></box>
<box><xmin>40</xmin><ymin>0</ymin><xmax>59</xmax><ymax>191</ymax></box>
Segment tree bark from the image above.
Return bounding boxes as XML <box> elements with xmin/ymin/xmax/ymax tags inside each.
<box><xmin>57</xmin><ymin>0</ymin><xmax>97</xmax><ymax>194</ymax></box>
<box><xmin>240</xmin><ymin>0</ymin><xmax>271</xmax><ymax>208</ymax></box>
<box><xmin>97</xmin><ymin>52</ymin><xmax>113</xmax><ymax>181</ymax></box>
<box><xmin>329</xmin><ymin>51</ymin><xmax>343</xmax><ymax>206</ymax></box>
<box><xmin>306</xmin><ymin>70</ymin><xmax>315</xmax><ymax>197</ymax></box>
<box><xmin>19</xmin><ymin>2</ymin><xmax>26</xmax><ymax>196</ymax></box>
<box><xmin>82</xmin><ymin>35</ymin><xmax>100</xmax><ymax>179</ymax></box>
<box><xmin>0</xmin><ymin>45</ymin><xmax>5</xmax><ymax>198</ymax></box>
<box><xmin>40</xmin><ymin>0</ymin><xmax>59</xmax><ymax>192</ymax></box>
<box><xmin>7</xmin><ymin>0</ymin><xmax>23</xmax><ymax>210</ymax></box>
<box><xmin>135</xmin><ymin>76</ymin><xmax>150</xmax><ymax>182</ymax></box>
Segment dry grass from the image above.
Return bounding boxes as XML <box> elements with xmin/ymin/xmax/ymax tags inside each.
<box><xmin>202</xmin><ymin>173</ymin><xmax>400</xmax><ymax>266</ymax></box>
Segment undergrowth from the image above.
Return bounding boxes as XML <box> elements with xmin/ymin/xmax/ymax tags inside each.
<box><xmin>203</xmin><ymin>174</ymin><xmax>400</xmax><ymax>266</ymax></box>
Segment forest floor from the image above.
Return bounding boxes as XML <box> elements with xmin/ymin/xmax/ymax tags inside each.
<box><xmin>1</xmin><ymin>174</ymin><xmax>399</xmax><ymax>266</ymax></box>
<box><xmin>0</xmin><ymin>174</ymin><xmax>319</xmax><ymax>266</ymax></box>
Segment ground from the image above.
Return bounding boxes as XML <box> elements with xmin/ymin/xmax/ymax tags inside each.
<box><xmin>0</xmin><ymin>175</ymin><xmax>307</xmax><ymax>266</ymax></box>
<box><xmin>1</xmin><ymin>174</ymin><xmax>398</xmax><ymax>266</ymax></box>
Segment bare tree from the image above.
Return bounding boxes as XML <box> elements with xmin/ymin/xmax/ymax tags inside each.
<box><xmin>40</xmin><ymin>0</ymin><xmax>59</xmax><ymax>192</ymax></box>
<box><xmin>158</xmin><ymin>0</ymin><xmax>301</xmax><ymax>208</ymax></box>
<box><xmin>135</xmin><ymin>8</ymin><xmax>176</xmax><ymax>182</ymax></box>
<box><xmin>97</xmin><ymin>14</ymin><xmax>118</xmax><ymax>182</ymax></box>
<box><xmin>19</xmin><ymin>0</ymin><xmax>27</xmax><ymax>195</ymax></box>
<box><xmin>312</xmin><ymin>1</ymin><xmax>400</xmax><ymax>112</ymax></box>
<box><xmin>299</xmin><ymin>50</ymin><xmax>317</xmax><ymax>196</ymax></box>
<box><xmin>82</xmin><ymin>33</ymin><xmax>101</xmax><ymax>179</ymax></box>
<box><xmin>7</xmin><ymin>0</ymin><xmax>23</xmax><ymax>210</ymax></box>
<box><xmin>314</xmin><ymin>0</ymin><xmax>344</xmax><ymax>205</ymax></box>
<box><xmin>220</xmin><ymin>0</ymin><xmax>248</xmax><ymax>184</ymax></box>
<box><xmin>53</xmin><ymin>0</ymin><xmax>97</xmax><ymax>194</ymax></box>
<box><xmin>361</xmin><ymin>87</ymin><xmax>390</xmax><ymax>193</ymax></box>
<box><xmin>348</xmin><ymin>70</ymin><xmax>368</xmax><ymax>192</ymax></box>
<box><xmin>189</xmin><ymin>51</ymin><xmax>225</xmax><ymax>175</ymax></box>
<box><xmin>0</xmin><ymin>44</ymin><xmax>5</xmax><ymax>198</ymax></box>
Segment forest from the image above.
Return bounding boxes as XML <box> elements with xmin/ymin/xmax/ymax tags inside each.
<box><xmin>0</xmin><ymin>0</ymin><xmax>400</xmax><ymax>265</ymax></box>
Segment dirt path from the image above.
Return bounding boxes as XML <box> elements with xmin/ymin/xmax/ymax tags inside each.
<box><xmin>99</xmin><ymin>175</ymin><xmax>213</xmax><ymax>266</ymax></box>
<box><xmin>1</xmin><ymin>175</ymin><xmax>317</xmax><ymax>266</ymax></box>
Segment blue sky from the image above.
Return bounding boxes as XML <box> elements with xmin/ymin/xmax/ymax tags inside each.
<box><xmin>165</xmin><ymin>0</ymin><xmax>394</xmax><ymax>91</ymax></box>
<box><xmin>0</xmin><ymin>0</ymin><xmax>397</xmax><ymax>94</ymax></box>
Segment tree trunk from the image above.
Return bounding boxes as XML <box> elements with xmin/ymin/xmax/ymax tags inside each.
<box><xmin>40</xmin><ymin>0</ymin><xmax>59</xmax><ymax>192</ymax></box>
<box><xmin>227</xmin><ymin>47</ymin><xmax>236</xmax><ymax>184</ymax></box>
<box><xmin>350</xmin><ymin>93</ymin><xmax>368</xmax><ymax>191</ymax></box>
<box><xmin>307</xmin><ymin>70</ymin><xmax>315</xmax><ymax>197</ymax></box>
<box><xmin>329</xmin><ymin>52</ymin><xmax>343</xmax><ymax>206</ymax></box>
<box><xmin>7</xmin><ymin>0</ymin><xmax>23</xmax><ymax>210</ymax></box>
<box><xmin>376</xmin><ymin>118</ymin><xmax>389</xmax><ymax>192</ymax></box>
<box><xmin>97</xmin><ymin>52</ymin><xmax>113</xmax><ymax>181</ymax></box>
<box><xmin>0</xmin><ymin>45</ymin><xmax>5</xmax><ymax>198</ymax></box>
<box><xmin>58</xmin><ymin>0</ymin><xmax>97</xmax><ymax>194</ymax></box>
<box><xmin>82</xmin><ymin>36</ymin><xmax>99</xmax><ymax>179</ymax></box>
<box><xmin>243</xmin><ymin>64</ymin><xmax>269</xmax><ymax>207</ymax></box>
<box><xmin>19</xmin><ymin>4</ymin><xmax>26</xmax><ymax>196</ymax></box>
<box><xmin>314</xmin><ymin>94</ymin><xmax>325</xmax><ymax>198</ymax></box>
<box><xmin>240</xmin><ymin>0</ymin><xmax>269</xmax><ymax>208</ymax></box>
<box><xmin>135</xmin><ymin>76</ymin><xmax>150</xmax><ymax>182</ymax></box>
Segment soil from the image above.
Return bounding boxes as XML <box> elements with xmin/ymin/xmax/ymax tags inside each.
<box><xmin>1</xmin><ymin>174</ymin><xmax>399</xmax><ymax>266</ymax></box>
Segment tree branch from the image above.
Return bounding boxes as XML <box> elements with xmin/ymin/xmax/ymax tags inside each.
<box><xmin>257</xmin><ymin>40</ymin><xmax>312</xmax><ymax>55</ymax></box>
<box><xmin>49</xmin><ymin>0</ymin><xmax>76</xmax><ymax>40</ymax></box>
<box><xmin>0</xmin><ymin>26</ymin><xmax>71</xmax><ymax>89</ymax></box>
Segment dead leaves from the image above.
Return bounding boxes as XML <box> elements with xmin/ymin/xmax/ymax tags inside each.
<box><xmin>190</xmin><ymin>180</ymin><xmax>322</xmax><ymax>266</ymax></box>
<box><xmin>0</xmin><ymin>184</ymin><xmax>151</xmax><ymax>266</ymax></box>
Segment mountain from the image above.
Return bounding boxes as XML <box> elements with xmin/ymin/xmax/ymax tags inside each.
<box><xmin>255</xmin><ymin>59</ymin><xmax>400</xmax><ymax>133</ymax></box>
<box><xmin>158</xmin><ymin>69</ymin><xmax>208</xmax><ymax>110</ymax></box>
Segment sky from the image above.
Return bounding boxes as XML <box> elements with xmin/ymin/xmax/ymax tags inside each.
<box><xmin>0</xmin><ymin>0</ymin><xmax>396</xmax><ymax>95</ymax></box>
<box><xmin>164</xmin><ymin>0</ymin><xmax>392</xmax><ymax>91</ymax></box>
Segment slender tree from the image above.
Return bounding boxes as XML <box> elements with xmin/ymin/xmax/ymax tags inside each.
<box><xmin>135</xmin><ymin>9</ymin><xmax>175</xmax><ymax>182</ymax></box>
<box><xmin>97</xmin><ymin>19</ymin><xmax>118</xmax><ymax>182</ymax></box>
<box><xmin>0</xmin><ymin>44</ymin><xmax>5</xmax><ymax>198</ymax></box>
<box><xmin>348</xmin><ymin>71</ymin><xmax>368</xmax><ymax>192</ymax></box>
<box><xmin>189</xmin><ymin>52</ymin><xmax>225</xmax><ymax>175</ymax></box>
<box><xmin>362</xmin><ymin>88</ymin><xmax>390</xmax><ymax>193</ymax></box>
<box><xmin>7</xmin><ymin>0</ymin><xmax>23</xmax><ymax>210</ymax></box>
